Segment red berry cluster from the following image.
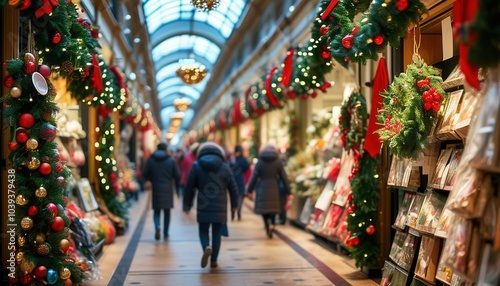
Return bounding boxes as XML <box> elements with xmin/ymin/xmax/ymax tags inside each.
<box><xmin>418</xmin><ymin>78</ymin><xmax>444</xmax><ymax>114</ymax></box>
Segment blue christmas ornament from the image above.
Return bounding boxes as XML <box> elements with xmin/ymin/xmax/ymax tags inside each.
<box><xmin>47</xmin><ymin>269</ymin><xmax>58</xmax><ymax>284</ymax></box>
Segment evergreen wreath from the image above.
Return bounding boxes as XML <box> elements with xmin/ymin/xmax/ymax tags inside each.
<box><xmin>376</xmin><ymin>56</ymin><xmax>447</xmax><ymax>159</ymax></box>
<box><xmin>339</xmin><ymin>91</ymin><xmax>368</xmax><ymax>151</ymax></box>
<box><xmin>331</xmin><ymin>0</ymin><xmax>427</xmax><ymax>67</ymax></box>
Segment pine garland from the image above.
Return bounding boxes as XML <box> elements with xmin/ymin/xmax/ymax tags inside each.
<box><xmin>376</xmin><ymin>58</ymin><xmax>447</xmax><ymax>159</ymax></box>
<box><xmin>331</xmin><ymin>0</ymin><xmax>427</xmax><ymax>66</ymax></box>
<box><xmin>3</xmin><ymin>57</ymin><xmax>84</xmax><ymax>285</ymax></box>
<box><xmin>339</xmin><ymin>90</ymin><xmax>380</xmax><ymax>268</ymax></box>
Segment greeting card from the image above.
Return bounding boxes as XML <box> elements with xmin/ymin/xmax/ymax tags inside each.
<box><xmin>415</xmin><ymin>190</ymin><xmax>447</xmax><ymax>234</ymax></box>
<box><xmin>394</xmin><ymin>192</ymin><xmax>416</xmax><ymax>229</ymax></box>
<box><xmin>407</xmin><ymin>193</ymin><xmax>425</xmax><ymax>228</ymax></box>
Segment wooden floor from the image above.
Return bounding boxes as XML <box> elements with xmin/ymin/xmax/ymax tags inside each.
<box><xmin>88</xmin><ymin>191</ymin><xmax>379</xmax><ymax>286</ymax></box>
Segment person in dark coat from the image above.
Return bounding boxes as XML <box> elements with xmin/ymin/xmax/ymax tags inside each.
<box><xmin>246</xmin><ymin>144</ymin><xmax>291</xmax><ymax>238</ymax></box>
<box><xmin>183</xmin><ymin>142</ymin><xmax>238</xmax><ymax>268</ymax></box>
<box><xmin>231</xmin><ymin>145</ymin><xmax>250</xmax><ymax>220</ymax></box>
<box><xmin>142</xmin><ymin>142</ymin><xmax>180</xmax><ymax>241</ymax></box>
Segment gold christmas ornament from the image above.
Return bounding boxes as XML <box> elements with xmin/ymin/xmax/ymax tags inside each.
<box><xmin>25</xmin><ymin>138</ymin><xmax>39</xmax><ymax>151</ymax></box>
<box><xmin>35</xmin><ymin>186</ymin><xmax>47</xmax><ymax>198</ymax></box>
<box><xmin>20</xmin><ymin>217</ymin><xmax>34</xmax><ymax>230</ymax></box>
<box><xmin>36</xmin><ymin>233</ymin><xmax>46</xmax><ymax>244</ymax></box>
<box><xmin>10</xmin><ymin>86</ymin><xmax>22</xmax><ymax>98</ymax></box>
<box><xmin>59</xmin><ymin>239</ymin><xmax>70</xmax><ymax>253</ymax></box>
<box><xmin>20</xmin><ymin>259</ymin><xmax>36</xmax><ymax>273</ymax></box>
<box><xmin>36</xmin><ymin>243</ymin><xmax>50</xmax><ymax>256</ymax></box>
<box><xmin>18</xmin><ymin>236</ymin><xmax>26</xmax><ymax>246</ymax></box>
<box><xmin>59</xmin><ymin>268</ymin><xmax>71</xmax><ymax>280</ymax></box>
<box><xmin>190</xmin><ymin>0</ymin><xmax>220</xmax><ymax>11</ymax></box>
<box><xmin>16</xmin><ymin>194</ymin><xmax>28</xmax><ymax>205</ymax></box>
<box><xmin>16</xmin><ymin>251</ymin><xmax>24</xmax><ymax>262</ymax></box>
<box><xmin>27</xmin><ymin>157</ymin><xmax>41</xmax><ymax>170</ymax></box>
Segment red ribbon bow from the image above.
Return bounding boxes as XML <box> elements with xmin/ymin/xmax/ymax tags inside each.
<box><xmin>34</xmin><ymin>0</ymin><xmax>59</xmax><ymax>19</ymax></box>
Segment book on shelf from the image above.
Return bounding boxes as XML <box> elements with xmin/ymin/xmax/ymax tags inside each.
<box><xmin>434</xmin><ymin>208</ymin><xmax>454</xmax><ymax>238</ymax></box>
<box><xmin>415</xmin><ymin>189</ymin><xmax>447</xmax><ymax>234</ymax></box>
<box><xmin>399</xmin><ymin>232</ymin><xmax>419</xmax><ymax>271</ymax></box>
<box><xmin>380</xmin><ymin>261</ymin><xmax>396</xmax><ymax>286</ymax></box>
<box><xmin>389</xmin><ymin>231</ymin><xmax>408</xmax><ymax>263</ymax></box>
<box><xmin>414</xmin><ymin>235</ymin><xmax>442</xmax><ymax>283</ymax></box>
<box><xmin>394</xmin><ymin>192</ymin><xmax>416</xmax><ymax>229</ymax></box>
<box><xmin>435</xmin><ymin>89</ymin><xmax>463</xmax><ymax>140</ymax></box>
<box><xmin>443</xmin><ymin>148</ymin><xmax>463</xmax><ymax>190</ymax></box>
<box><xmin>387</xmin><ymin>157</ymin><xmax>413</xmax><ymax>187</ymax></box>
<box><xmin>439</xmin><ymin>216</ymin><xmax>472</xmax><ymax>275</ymax></box>
<box><xmin>407</xmin><ymin>193</ymin><xmax>426</xmax><ymax>229</ymax></box>
<box><xmin>392</xmin><ymin>266</ymin><xmax>410</xmax><ymax>286</ymax></box>
<box><xmin>429</xmin><ymin>148</ymin><xmax>453</xmax><ymax>189</ymax></box>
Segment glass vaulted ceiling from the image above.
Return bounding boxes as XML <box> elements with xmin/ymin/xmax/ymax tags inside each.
<box><xmin>142</xmin><ymin>0</ymin><xmax>247</xmax><ymax>133</ymax></box>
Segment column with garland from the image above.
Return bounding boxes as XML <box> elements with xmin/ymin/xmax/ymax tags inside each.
<box><xmin>3</xmin><ymin>55</ymin><xmax>84</xmax><ymax>285</ymax></box>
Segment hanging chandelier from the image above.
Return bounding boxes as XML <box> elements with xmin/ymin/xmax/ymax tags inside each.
<box><xmin>190</xmin><ymin>0</ymin><xmax>220</xmax><ymax>11</ymax></box>
<box><xmin>176</xmin><ymin>59</ymin><xmax>207</xmax><ymax>85</ymax></box>
<box><xmin>173</xmin><ymin>97</ymin><xmax>192</xmax><ymax>111</ymax></box>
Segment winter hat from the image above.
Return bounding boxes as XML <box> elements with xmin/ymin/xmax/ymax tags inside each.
<box><xmin>197</xmin><ymin>142</ymin><xmax>225</xmax><ymax>159</ymax></box>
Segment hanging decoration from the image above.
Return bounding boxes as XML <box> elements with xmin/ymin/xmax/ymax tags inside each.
<box><xmin>190</xmin><ymin>0</ymin><xmax>220</xmax><ymax>12</ymax></box>
<box><xmin>338</xmin><ymin>91</ymin><xmax>380</xmax><ymax>268</ymax></box>
<box><xmin>330</xmin><ymin>0</ymin><xmax>427</xmax><ymax>67</ymax></box>
<box><xmin>377</xmin><ymin>56</ymin><xmax>447</xmax><ymax>159</ymax></box>
<box><xmin>176</xmin><ymin>59</ymin><xmax>207</xmax><ymax>85</ymax></box>
<box><xmin>2</xmin><ymin>55</ymin><xmax>84</xmax><ymax>285</ymax></box>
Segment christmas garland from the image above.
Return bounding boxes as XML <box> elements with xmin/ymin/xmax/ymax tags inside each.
<box><xmin>3</xmin><ymin>55</ymin><xmax>84</xmax><ymax>285</ymax></box>
<box><xmin>377</xmin><ymin>57</ymin><xmax>447</xmax><ymax>159</ymax></box>
<box><xmin>331</xmin><ymin>0</ymin><xmax>427</xmax><ymax>67</ymax></box>
<box><xmin>338</xmin><ymin>91</ymin><xmax>380</xmax><ymax>268</ymax></box>
<box><xmin>469</xmin><ymin>0</ymin><xmax>500</xmax><ymax>69</ymax></box>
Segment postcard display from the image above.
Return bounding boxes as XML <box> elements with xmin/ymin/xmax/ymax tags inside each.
<box><xmin>380</xmin><ymin>75</ymin><xmax>500</xmax><ymax>286</ymax></box>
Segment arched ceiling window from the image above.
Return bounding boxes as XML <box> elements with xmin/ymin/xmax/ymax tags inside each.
<box><xmin>142</xmin><ymin>0</ymin><xmax>248</xmax><ymax>135</ymax></box>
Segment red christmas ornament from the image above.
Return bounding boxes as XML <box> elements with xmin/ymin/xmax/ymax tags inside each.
<box><xmin>34</xmin><ymin>265</ymin><xmax>47</xmax><ymax>278</ymax></box>
<box><xmin>65</xmin><ymin>278</ymin><xmax>73</xmax><ymax>286</ymax></box>
<box><xmin>110</xmin><ymin>172</ymin><xmax>117</xmax><ymax>182</ymax></box>
<box><xmin>18</xmin><ymin>113</ymin><xmax>35</xmax><ymax>129</ymax></box>
<box><xmin>423</xmin><ymin>102</ymin><xmax>432</xmax><ymax>111</ymax></box>
<box><xmin>343</xmin><ymin>56</ymin><xmax>349</xmax><ymax>63</ymax></box>
<box><xmin>20</xmin><ymin>274</ymin><xmax>32</xmax><ymax>285</ymax></box>
<box><xmin>52</xmin><ymin>32</ymin><xmax>61</xmax><ymax>44</ymax></box>
<box><xmin>40</xmin><ymin>123</ymin><xmax>57</xmax><ymax>142</ymax></box>
<box><xmin>374</xmin><ymin>35</ymin><xmax>384</xmax><ymax>45</ymax></box>
<box><xmin>433</xmin><ymin>92</ymin><xmax>441</xmax><ymax>101</ymax></box>
<box><xmin>342</xmin><ymin>34</ymin><xmax>354</xmax><ymax>49</ymax></box>
<box><xmin>3</xmin><ymin>75</ymin><xmax>14</xmax><ymax>88</ymax></box>
<box><xmin>46</xmin><ymin>203</ymin><xmax>58</xmax><ymax>216</ymax></box>
<box><xmin>366</xmin><ymin>225</ymin><xmax>376</xmax><ymax>235</ymax></box>
<box><xmin>16</xmin><ymin>129</ymin><xmax>29</xmax><ymax>144</ymax></box>
<box><xmin>38</xmin><ymin>65</ymin><xmax>51</xmax><ymax>78</ymax></box>
<box><xmin>39</xmin><ymin>163</ymin><xmax>52</xmax><ymax>176</ymax></box>
<box><xmin>319</xmin><ymin>25</ymin><xmax>330</xmax><ymax>35</ymax></box>
<box><xmin>301</xmin><ymin>95</ymin><xmax>308</xmax><ymax>100</ymax></box>
<box><xmin>321</xmin><ymin>50</ymin><xmax>331</xmax><ymax>59</ymax></box>
<box><xmin>23</xmin><ymin>62</ymin><xmax>36</xmax><ymax>74</ymax></box>
<box><xmin>55</xmin><ymin>176</ymin><xmax>66</xmax><ymax>187</ymax></box>
<box><xmin>51</xmin><ymin>216</ymin><xmax>65</xmax><ymax>232</ymax></box>
<box><xmin>311</xmin><ymin>91</ymin><xmax>318</xmax><ymax>98</ymax></box>
<box><xmin>422</xmin><ymin>91</ymin><xmax>433</xmax><ymax>103</ymax></box>
<box><xmin>432</xmin><ymin>101</ymin><xmax>441</xmax><ymax>112</ymax></box>
<box><xmin>28</xmin><ymin>206</ymin><xmax>39</xmax><ymax>217</ymax></box>
<box><xmin>286</xmin><ymin>90</ymin><xmax>296</xmax><ymax>100</ymax></box>
<box><xmin>351</xmin><ymin>26</ymin><xmax>359</xmax><ymax>36</ymax></box>
<box><xmin>395</xmin><ymin>0</ymin><xmax>409</xmax><ymax>11</ymax></box>
<box><xmin>8</xmin><ymin>142</ymin><xmax>18</xmax><ymax>151</ymax></box>
<box><xmin>347</xmin><ymin>204</ymin><xmax>356</xmax><ymax>214</ymax></box>
<box><xmin>56</xmin><ymin>163</ymin><xmax>64</xmax><ymax>173</ymax></box>
<box><xmin>19</xmin><ymin>0</ymin><xmax>31</xmax><ymax>10</ymax></box>
<box><xmin>347</xmin><ymin>236</ymin><xmax>359</xmax><ymax>247</ymax></box>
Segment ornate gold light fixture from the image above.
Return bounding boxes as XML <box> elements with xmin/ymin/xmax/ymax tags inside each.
<box><xmin>190</xmin><ymin>0</ymin><xmax>220</xmax><ymax>11</ymax></box>
<box><xmin>176</xmin><ymin>59</ymin><xmax>207</xmax><ymax>85</ymax></box>
<box><xmin>173</xmin><ymin>97</ymin><xmax>192</xmax><ymax>111</ymax></box>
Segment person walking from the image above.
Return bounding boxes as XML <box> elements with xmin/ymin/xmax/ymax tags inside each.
<box><xmin>175</xmin><ymin>148</ymin><xmax>195</xmax><ymax>197</ymax></box>
<box><xmin>142</xmin><ymin>142</ymin><xmax>180</xmax><ymax>241</ymax></box>
<box><xmin>183</xmin><ymin>142</ymin><xmax>238</xmax><ymax>268</ymax></box>
<box><xmin>231</xmin><ymin>145</ymin><xmax>250</xmax><ymax>220</ymax></box>
<box><xmin>246</xmin><ymin>144</ymin><xmax>291</xmax><ymax>238</ymax></box>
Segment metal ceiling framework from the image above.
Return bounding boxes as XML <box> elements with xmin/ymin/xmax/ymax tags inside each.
<box><xmin>142</xmin><ymin>0</ymin><xmax>248</xmax><ymax>142</ymax></box>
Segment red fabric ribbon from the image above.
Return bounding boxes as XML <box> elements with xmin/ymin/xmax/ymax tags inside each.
<box><xmin>453</xmin><ymin>0</ymin><xmax>480</xmax><ymax>90</ymax></box>
<box><xmin>281</xmin><ymin>49</ymin><xmax>295</xmax><ymax>87</ymax></box>
<box><xmin>319</xmin><ymin>81</ymin><xmax>332</xmax><ymax>93</ymax></box>
<box><xmin>364</xmin><ymin>57</ymin><xmax>389</xmax><ymax>157</ymax></box>
<box><xmin>34</xmin><ymin>0</ymin><xmax>59</xmax><ymax>19</ymax></box>
<box><xmin>91</xmin><ymin>54</ymin><xmax>103</xmax><ymax>93</ymax></box>
<box><xmin>219</xmin><ymin>109</ymin><xmax>227</xmax><ymax>130</ymax></box>
<box><xmin>265</xmin><ymin>66</ymin><xmax>281</xmax><ymax>107</ymax></box>
<box><xmin>320</xmin><ymin>0</ymin><xmax>339</xmax><ymax>21</ymax></box>
<box><xmin>109</xmin><ymin>66</ymin><xmax>129</xmax><ymax>99</ymax></box>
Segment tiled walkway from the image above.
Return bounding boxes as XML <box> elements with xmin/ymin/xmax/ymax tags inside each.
<box><xmin>89</xmin><ymin>191</ymin><xmax>379</xmax><ymax>286</ymax></box>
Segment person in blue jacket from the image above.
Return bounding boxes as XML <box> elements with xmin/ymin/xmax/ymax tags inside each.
<box><xmin>183</xmin><ymin>142</ymin><xmax>238</xmax><ymax>268</ymax></box>
<box><xmin>230</xmin><ymin>145</ymin><xmax>250</xmax><ymax>220</ymax></box>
